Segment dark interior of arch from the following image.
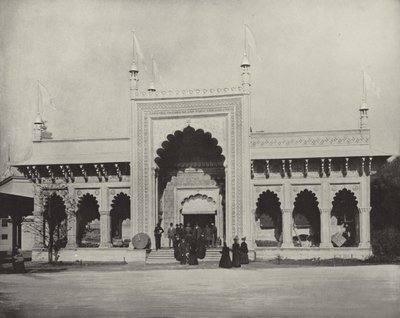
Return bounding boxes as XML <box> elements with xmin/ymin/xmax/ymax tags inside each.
<box><xmin>331</xmin><ymin>188</ymin><xmax>358</xmax><ymax>222</ymax></box>
<box><xmin>77</xmin><ymin>194</ymin><xmax>100</xmax><ymax>246</ymax></box>
<box><xmin>331</xmin><ymin>188</ymin><xmax>359</xmax><ymax>247</ymax></box>
<box><xmin>293</xmin><ymin>189</ymin><xmax>320</xmax><ymax>244</ymax></box>
<box><xmin>155</xmin><ymin>126</ymin><xmax>226</xmax><ymax>192</ymax></box>
<box><xmin>111</xmin><ymin>193</ymin><xmax>131</xmax><ymax>239</ymax></box>
<box><xmin>256</xmin><ymin>190</ymin><xmax>282</xmax><ymax>241</ymax></box>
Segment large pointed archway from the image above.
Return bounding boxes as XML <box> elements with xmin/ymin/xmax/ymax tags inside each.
<box><xmin>155</xmin><ymin>126</ymin><xmax>226</xmax><ymax>242</ymax></box>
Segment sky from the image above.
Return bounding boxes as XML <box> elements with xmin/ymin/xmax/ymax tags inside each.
<box><xmin>0</xmin><ymin>0</ymin><xmax>399</xmax><ymax>175</ymax></box>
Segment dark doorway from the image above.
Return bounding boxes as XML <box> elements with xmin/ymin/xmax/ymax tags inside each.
<box><xmin>183</xmin><ymin>214</ymin><xmax>215</xmax><ymax>228</ymax></box>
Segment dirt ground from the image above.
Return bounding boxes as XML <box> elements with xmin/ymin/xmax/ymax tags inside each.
<box><xmin>0</xmin><ymin>263</ymin><xmax>399</xmax><ymax>318</ymax></box>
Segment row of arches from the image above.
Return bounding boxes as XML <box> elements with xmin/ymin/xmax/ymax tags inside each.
<box><xmin>255</xmin><ymin>188</ymin><xmax>359</xmax><ymax>247</ymax></box>
<box><xmin>43</xmin><ymin>192</ymin><xmax>131</xmax><ymax>248</ymax></box>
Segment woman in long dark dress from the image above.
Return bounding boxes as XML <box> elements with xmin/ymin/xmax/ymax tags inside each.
<box><xmin>174</xmin><ymin>235</ymin><xmax>181</xmax><ymax>262</ymax></box>
<box><xmin>240</xmin><ymin>237</ymin><xmax>249</xmax><ymax>264</ymax></box>
<box><xmin>196</xmin><ymin>234</ymin><xmax>206</xmax><ymax>259</ymax></box>
<box><xmin>188</xmin><ymin>240</ymin><xmax>199</xmax><ymax>265</ymax></box>
<box><xmin>179</xmin><ymin>238</ymin><xmax>189</xmax><ymax>265</ymax></box>
<box><xmin>231</xmin><ymin>236</ymin><xmax>241</xmax><ymax>267</ymax></box>
<box><xmin>219</xmin><ymin>242</ymin><xmax>232</xmax><ymax>268</ymax></box>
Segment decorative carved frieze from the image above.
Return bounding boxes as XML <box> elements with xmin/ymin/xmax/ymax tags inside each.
<box><xmin>133</xmin><ymin>86</ymin><xmax>244</xmax><ymax>99</ymax></box>
<box><xmin>250</xmin><ymin>131</ymin><xmax>370</xmax><ymax>148</ymax></box>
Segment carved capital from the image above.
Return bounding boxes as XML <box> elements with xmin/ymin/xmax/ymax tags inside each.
<box><xmin>99</xmin><ymin>210</ymin><xmax>110</xmax><ymax>216</ymax></box>
<box><xmin>282</xmin><ymin>208</ymin><xmax>292</xmax><ymax>215</ymax></box>
<box><xmin>359</xmin><ymin>207</ymin><xmax>371</xmax><ymax>214</ymax></box>
<box><xmin>319</xmin><ymin>208</ymin><xmax>331</xmax><ymax>214</ymax></box>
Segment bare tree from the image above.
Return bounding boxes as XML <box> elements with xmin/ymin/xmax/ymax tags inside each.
<box><xmin>24</xmin><ymin>184</ymin><xmax>77</xmax><ymax>263</ymax></box>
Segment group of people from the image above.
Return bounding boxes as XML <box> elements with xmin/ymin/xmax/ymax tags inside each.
<box><xmin>154</xmin><ymin>222</ymin><xmax>250</xmax><ymax>267</ymax></box>
<box><xmin>166</xmin><ymin>222</ymin><xmax>219</xmax><ymax>249</ymax></box>
<box><xmin>169</xmin><ymin>222</ymin><xmax>217</xmax><ymax>265</ymax></box>
<box><xmin>219</xmin><ymin>236</ymin><xmax>249</xmax><ymax>268</ymax></box>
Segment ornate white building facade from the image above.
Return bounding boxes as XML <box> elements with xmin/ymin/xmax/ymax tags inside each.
<box><xmin>10</xmin><ymin>49</ymin><xmax>389</xmax><ymax>262</ymax></box>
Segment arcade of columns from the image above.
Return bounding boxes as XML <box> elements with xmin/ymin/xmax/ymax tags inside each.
<box><xmin>250</xmin><ymin>156</ymin><xmax>373</xmax><ymax>249</ymax></box>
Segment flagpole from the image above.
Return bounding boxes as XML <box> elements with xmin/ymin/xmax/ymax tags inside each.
<box><xmin>132</xmin><ymin>30</ymin><xmax>136</xmax><ymax>62</ymax></box>
<box><xmin>362</xmin><ymin>71</ymin><xmax>367</xmax><ymax>103</ymax></box>
<box><xmin>244</xmin><ymin>24</ymin><xmax>247</xmax><ymax>54</ymax></box>
<box><xmin>37</xmin><ymin>80</ymin><xmax>40</xmax><ymax>114</ymax></box>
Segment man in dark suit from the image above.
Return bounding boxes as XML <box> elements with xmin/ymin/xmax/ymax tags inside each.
<box><xmin>193</xmin><ymin>223</ymin><xmax>203</xmax><ymax>241</ymax></box>
<box><xmin>153</xmin><ymin>222</ymin><xmax>164</xmax><ymax>250</ymax></box>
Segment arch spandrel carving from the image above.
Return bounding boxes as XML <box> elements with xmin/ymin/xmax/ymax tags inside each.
<box><xmin>329</xmin><ymin>184</ymin><xmax>361</xmax><ymax>204</ymax></box>
<box><xmin>291</xmin><ymin>185</ymin><xmax>322</xmax><ymax>204</ymax></box>
<box><xmin>253</xmin><ymin>185</ymin><xmax>284</xmax><ymax>206</ymax></box>
<box><xmin>152</xmin><ymin>117</ymin><xmax>226</xmax><ymax>159</ymax></box>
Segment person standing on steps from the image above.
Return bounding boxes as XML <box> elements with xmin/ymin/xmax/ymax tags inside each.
<box><xmin>153</xmin><ymin>222</ymin><xmax>164</xmax><ymax>251</ymax></box>
<box><xmin>167</xmin><ymin>223</ymin><xmax>175</xmax><ymax>248</ymax></box>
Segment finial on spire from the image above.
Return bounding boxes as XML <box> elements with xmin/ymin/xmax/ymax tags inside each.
<box><xmin>130</xmin><ymin>30</ymin><xmax>140</xmax><ymax>92</ymax></box>
<box><xmin>359</xmin><ymin>71</ymin><xmax>370</xmax><ymax>129</ymax></box>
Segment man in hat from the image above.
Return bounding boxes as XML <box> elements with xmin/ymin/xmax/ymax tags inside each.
<box><xmin>167</xmin><ymin>223</ymin><xmax>175</xmax><ymax>248</ymax></box>
<box><xmin>153</xmin><ymin>222</ymin><xmax>164</xmax><ymax>250</ymax></box>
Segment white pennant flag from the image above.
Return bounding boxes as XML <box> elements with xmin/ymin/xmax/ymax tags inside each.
<box><xmin>363</xmin><ymin>71</ymin><xmax>381</xmax><ymax>99</ymax></box>
<box><xmin>245</xmin><ymin>24</ymin><xmax>262</xmax><ymax>62</ymax></box>
<box><xmin>38</xmin><ymin>81</ymin><xmax>56</xmax><ymax>120</ymax></box>
<box><xmin>133</xmin><ymin>31</ymin><xmax>147</xmax><ymax>71</ymax></box>
<box><xmin>152</xmin><ymin>58</ymin><xmax>164</xmax><ymax>88</ymax></box>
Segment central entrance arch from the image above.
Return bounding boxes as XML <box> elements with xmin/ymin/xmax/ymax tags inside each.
<box><xmin>155</xmin><ymin>126</ymin><xmax>225</xmax><ymax>243</ymax></box>
<box><xmin>132</xmin><ymin>95</ymin><xmax>250</xmax><ymax>245</ymax></box>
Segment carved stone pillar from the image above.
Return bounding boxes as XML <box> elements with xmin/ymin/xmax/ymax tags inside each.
<box><xmin>99</xmin><ymin>210</ymin><xmax>112</xmax><ymax>248</ymax></box>
<box><xmin>319</xmin><ymin>208</ymin><xmax>333</xmax><ymax>248</ymax></box>
<box><xmin>281</xmin><ymin>209</ymin><xmax>294</xmax><ymax>248</ymax></box>
<box><xmin>66</xmin><ymin>215</ymin><xmax>77</xmax><ymax>248</ymax></box>
<box><xmin>32</xmin><ymin>186</ymin><xmax>44</xmax><ymax>249</ymax></box>
<box><xmin>358</xmin><ymin>207</ymin><xmax>371</xmax><ymax>248</ymax></box>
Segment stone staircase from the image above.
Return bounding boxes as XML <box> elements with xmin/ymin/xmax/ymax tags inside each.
<box><xmin>146</xmin><ymin>248</ymin><xmax>222</xmax><ymax>264</ymax></box>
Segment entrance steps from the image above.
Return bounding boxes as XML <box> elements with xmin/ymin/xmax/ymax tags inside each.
<box><xmin>146</xmin><ymin>248</ymin><xmax>222</xmax><ymax>264</ymax></box>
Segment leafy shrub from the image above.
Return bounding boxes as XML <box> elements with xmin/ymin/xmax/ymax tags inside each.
<box><xmin>371</xmin><ymin>228</ymin><xmax>400</xmax><ymax>262</ymax></box>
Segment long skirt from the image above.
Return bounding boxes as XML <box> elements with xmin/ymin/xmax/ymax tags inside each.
<box><xmin>188</xmin><ymin>253</ymin><xmax>199</xmax><ymax>265</ymax></box>
<box><xmin>240</xmin><ymin>252</ymin><xmax>249</xmax><ymax>264</ymax></box>
<box><xmin>232</xmin><ymin>251</ymin><xmax>241</xmax><ymax>267</ymax></box>
<box><xmin>219</xmin><ymin>253</ymin><xmax>232</xmax><ymax>268</ymax></box>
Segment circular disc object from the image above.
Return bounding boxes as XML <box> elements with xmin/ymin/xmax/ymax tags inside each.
<box><xmin>132</xmin><ymin>233</ymin><xmax>151</xmax><ymax>249</ymax></box>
